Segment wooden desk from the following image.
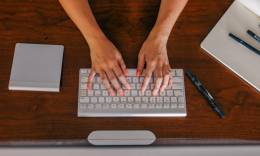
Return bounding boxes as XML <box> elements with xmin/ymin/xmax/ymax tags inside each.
<box><xmin>0</xmin><ymin>0</ymin><xmax>260</xmax><ymax>145</ymax></box>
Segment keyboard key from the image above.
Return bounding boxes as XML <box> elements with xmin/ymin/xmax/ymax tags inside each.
<box><xmin>127</xmin><ymin>77</ymin><xmax>132</xmax><ymax>83</ymax></box>
<box><xmin>171</xmin><ymin>97</ymin><xmax>177</xmax><ymax>103</ymax></box>
<box><xmin>142</xmin><ymin>97</ymin><xmax>149</xmax><ymax>103</ymax></box>
<box><xmin>159</xmin><ymin>91</ymin><xmax>166</xmax><ymax>96</ymax></box>
<box><xmin>130</xmin><ymin>84</ymin><xmax>136</xmax><ymax>89</ymax></box>
<box><xmin>178</xmin><ymin>97</ymin><xmax>185</xmax><ymax>103</ymax></box>
<box><xmin>103</xmin><ymin>104</ymin><xmax>110</xmax><ymax>109</ymax></box>
<box><xmin>163</xmin><ymin>97</ymin><xmax>170</xmax><ymax>103</ymax></box>
<box><xmin>125</xmin><ymin>90</ymin><xmax>130</xmax><ymax>96</ymax></box>
<box><xmin>127</xmin><ymin>97</ymin><xmax>134</xmax><ymax>103</ymax></box>
<box><xmin>166</xmin><ymin>90</ymin><xmax>174</xmax><ymax>96</ymax></box>
<box><xmin>93</xmin><ymin>84</ymin><xmax>99</xmax><ymax>89</ymax></box>
<box><xmin>157</xmin><ymin>97</ymin><xmax>163</xmax><ymax>103</ymax></box>
<box><xmin>121</xmin><ymin>97</ymin><xmax>127</xmax><ymax>103</ymax></box>
<box><xmin>113</xmin><ymin>97</ymin><xmax>120</xmax><ymax>103</ymax></box>
<box><xmin>87</xmin><ymin>104</ymin><xmax>94</xmax><ymax>109</ymax></box>
<box><xmin>126</xmin><ymin>104</ymin><xmax>133</xmax><ymax>109</ymax></box>
<box><xmin>171</xmin><ymin>104</ymin><xmax>177</xmax><ymax>108</ymax></box>
<box><xmin>95</xmin><ymin>104</ymin><xmax>102</xmax><ymax>109</ymax></box>
<box><xmin>95</xmin><ymin>90</ymin><xmax>101</xmax><ymax>96</ymax></box>
<box><xmin>150</xmin><ymin>97</ymin><xmax>156</xmax><ymax>103</ymax></box>
<box><xmin>141</xmin><ymin>104</ymin><xmax>147</xmax><ymax>109</ymax></box>
<box><xmin>133</xmin><ymin>104</ymin><xmax>139</xmax><ymax>109</ymax></box>
<box><xmin>98</xmin><ymin>97</ymin><xmax>105</xmax><ymax>103</ymax></box>
<box><xmin>172</xmin><ymin>77</ymin><xmax>183</xmax><ymax>83</ymax></box>
<box><xmin>80</xmin><ymin>97</ymin><xmax>89</xmax><ymax>103</ymax></box>
<box><xmin>106</xmin><ymin>97</ymin><xmax>112</xmax><ymax>103</ymax></box>
<box><xmin>156</xmin><ymin>104</ymin><xmax>163</xmax><ymax>109</ymax></box>
<box><xmin>80</xmin><ymin>83</ymin><xmax>87</xmax><ymax>89</ymax></box>
<box><xmin>131</xmin><ymin>90</ymin><xmax>138</xmax><ymax>96</ymax></box>
<box><xmin>118</xmin><ymin>104</ymin><xmax>125</xmax><ymax>109</ymax></box>
<box><xmin>174</xmin><ymin>90</ymin><xmax>183</xmax><ymax>96</ymax></box>
<box><xmin>172</xmin><ymin>83</ymin><xmax>184</xmax><ymax>89</ymax></box>
<box><xmin>90</xmin><ymin>97</ymin><xmax>97</xmax><ymax>103</ymax></box>
<box><xmin>111</xmin><ymin>104</ymin><xmax>117</xmax><ymax>109</ymax></box>
<box><xmin>163</xmin><ymin>103</ymin><xmax>170</xmax><ymax>109</ymax></box>
<box><xmin>178</xmin><ymin>103</ymin><xmax>185</xmax><ymax>108</ymax></box>
<box><xmin>135</xmin><ymin>97</ymin><xmax>141</xmax><ymax>103</ymax></box>
<box><xmin>176</xmin><ymin>69</ymin><xmax>183</xmax><ymax>76</ymax></box>
<box><xmin>133</xmin><ymin>77</ymin><xmax>139</xmax><ymax>83</ymax></box>
<box><xmin>87</xmin><ymin>90</ymin><xmax>94</xmax><ymax>96</ymax></box>
<box><xmin>102</xmin><ymin>90</ymin><xmax>108</xmax><ymax>96</ymax></box>
<box><xmin>81</xmin><ymin>77</ymin><xmax>88</xmax><ymax>83</ymax></box>
<box><xmin>139</xmin><ymin>77</ymin><xmax>144</xmax><ymax>83</ymax></box>
<box><xmin>80</xmin><ymin>90</ymin><xmax>87</xmax><ymax>96</ymax></box>
<box><xmin>148</xmin><ymin>104</ymin><xmax>155</xmax><ymax>109</ymax></box>
<box><xmin>145</xmin><ymin>90</ymin><xmax>152</xmax><ymax>96</ymax></box>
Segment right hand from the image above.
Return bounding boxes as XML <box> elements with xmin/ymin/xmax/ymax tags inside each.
<box><xmin>87</xmin><ymin>38</ymin><xmax>131</xmax><ymax>96</ymax></box>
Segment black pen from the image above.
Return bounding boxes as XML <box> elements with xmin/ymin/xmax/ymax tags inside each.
<box><xmin>229</xmin><ymin>33</ymin><xmax>260</xmax><ymax>56</ymax></box>
<box><xmin>186</xmin><ymin>70</ymin><xmax>225</xmax><ymax>118</ymax></box>
<box><xmin>247</xmin><ymin>30</ymin><xmax>260</xmax><ymax>43</ymax></box>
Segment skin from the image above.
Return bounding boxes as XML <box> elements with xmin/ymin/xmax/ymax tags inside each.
<box><xmin>59</xmin><ymin>0</ymin><xmax>188</xmax><ymax>96</ymax></box>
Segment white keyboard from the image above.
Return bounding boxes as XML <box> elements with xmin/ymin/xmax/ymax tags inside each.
<box><xmin>78</xmin><ymin>69</ymin><xmax>187</xmax><ymax>117</ymax></box>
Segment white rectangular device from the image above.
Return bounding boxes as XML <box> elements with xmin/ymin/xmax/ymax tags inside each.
<box><xmin>9</xmin><ymin>43</ymin><xmax>64</xmax><ymax>92</ymax></box>
<box><xmin>201</xmin><ymin>1</ymin><xmax>260</xmax><ymax>92</ymax></box>
<box><xmin>78</xmin><ymin>68</ymin><xmax>187</xmax><ymax>117</ymax></box>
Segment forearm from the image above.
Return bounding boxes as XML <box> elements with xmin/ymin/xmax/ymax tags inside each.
<box><xmin>150</xmin><ymin>0</ymin><xmax>188</xmax><ymax>41</ymax></box>
<box><xmin>59</xmin><ymin>0</ymin><xmax>107</xmax><ymax>45</ymax></box>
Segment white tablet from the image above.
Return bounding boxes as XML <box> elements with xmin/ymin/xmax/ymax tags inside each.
<box><xmin>9</xmin><ymin>43</ymin><xmax>64</xmax><ymax>92</ymax></box>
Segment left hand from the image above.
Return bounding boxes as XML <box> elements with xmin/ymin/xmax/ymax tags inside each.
<box><xmin>137</xmin><ymin>36</ymin><xmax>172</xmax><ymax>96</ymax></box>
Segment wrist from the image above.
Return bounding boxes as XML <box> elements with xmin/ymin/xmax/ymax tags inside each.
<box><xmin>82</xmin><ymin>27</ymin><xmax>108</xmax><ymax>46</ymax></box>
<box><xmin>147</xmin><ymin>26</ymin><xmax>170</xmax><ymax>44</ymax></box>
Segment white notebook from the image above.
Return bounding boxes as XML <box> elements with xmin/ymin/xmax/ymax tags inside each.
<box><xmin>9</xmin><ymin>43</ymin><xmax>64</xmax><ymax>92</ymax></box>
<box><xmin>201</xmin><ymin>1</ymin><xmax>260</xmax><ymax>92</ymax></box>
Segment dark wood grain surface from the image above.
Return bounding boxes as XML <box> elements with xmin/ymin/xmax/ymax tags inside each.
<box><xmin>0</xmin><ymin>0</ymin><xmax>260</xmax><ymax>144</ymax></box>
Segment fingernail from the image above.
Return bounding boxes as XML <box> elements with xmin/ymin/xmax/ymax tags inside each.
<box><xmin>120</xmin><ymin>92</ymin><xmax>125</xmax><ymax>96</ymax></box>
<box><xmin>136</xmin><ymin>70</ymin><xmax>140</xmax><ymax>76</ymax></box>
<box><xmin>125</xmin><ymin>69</ymin><xmax>129</xmax><ymax>76</ymax></box>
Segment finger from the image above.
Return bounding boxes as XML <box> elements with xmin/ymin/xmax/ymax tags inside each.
<box><xmin>118</xmin><ymin>56</ymin><xmax>128</xmax><ymax>76</ymax></box>
<box><xmin>141</xmin><ymin>65</ymin><xmax>154</xmax><ymax>94</ymax></box>
<box><xmin>100</xmin><ymin>71</ymin><xmax>115</xmax><ymax>96</ymax></box>
<box><xmin>160</xmin><ymin>65</ymin><xmax>171</xmax><ymax>92</ymax></box>
<box><xmin>152</xmin><ymin>67</ymin><xmax>163</xmax><ymax>96</ymax></box>
<box><xmin>137</xmin><ymin>53</ymin><xmax>145</xmax><ymax>76</ymax></box>
<box><xmin>106</xmin><ymin>70</ymin><xmax>124</xmax><ymax>96</ymax></box>
<box><xmin>168</xmin><ymin>77</ymin><xmax>173</xmax><ymax>88</ymax></box>
<box><xmin>113</xmin><ymin>64</ymin><xmax>131</xmax><ymax>90</ymax></box>
<box><xmin>87</xmin><ymin>69</ymin><xmax>96</xmax><ymax>90</ymax></box>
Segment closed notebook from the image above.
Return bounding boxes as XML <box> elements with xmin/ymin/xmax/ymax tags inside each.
<box><xmin>9</xmin><ymin>43</ymin><xmax>64</xmax><ymax>92</ymax></box>
<box><xmin>201</xmin><ymin>1</ymin><xmax>260</xmax><ymax>92</ymax></box>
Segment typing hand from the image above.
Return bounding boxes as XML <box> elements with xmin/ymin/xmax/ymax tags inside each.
<box><xmin>137</xmin><ymin>37</ymin><xmax>172</xmax><ymax>96</ymax></box>
<box><xmin>87</xmin><ymin>38</ymin><xmax>131</xmax><ymax>96</ymax></box>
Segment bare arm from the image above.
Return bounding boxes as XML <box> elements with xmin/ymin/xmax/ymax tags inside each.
<box><xmin>138</xmin><ymin>0</ymin><xmax>188</xmax><ymax>95</ymax></box>
<box><xmin>59</xmin><ymin>0</ymin><xmax>130</xmax><ymax>96</ymax></box>
<box><xmin>59</xmin><ymin>0</ymin><xmax>105</xmax><ymax>44</ymax></box>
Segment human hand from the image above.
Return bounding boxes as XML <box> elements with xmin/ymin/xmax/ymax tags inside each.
<box><xmin>87</xmin><ymin>37</ymin><xmax>131</xmax><ymax>96</ymax></box>
<box><xmin>137</xmin><ymin>36</ymin><xmax>172</xmax><ymax>96</ymax></box>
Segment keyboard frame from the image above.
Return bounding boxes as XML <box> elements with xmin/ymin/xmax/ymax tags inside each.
<box><xmin>78</xmin><ymin>68</ymin><xmax>187</xmax><ymax>117</ymax></box>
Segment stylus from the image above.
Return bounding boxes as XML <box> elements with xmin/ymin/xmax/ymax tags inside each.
<box><xmin>247</xmin><ymin>30</ymin><xmax>260</xmax><ymax>43</ymax></box>
<box><xmin>229</xmin><ymin>33</ymin><xmax>260</xmax><ymax>56</ymax></box>
<box><xmin>186</xmin><ymin>70</ymin><xmax>225</xmax><ymax>118</ymax></box>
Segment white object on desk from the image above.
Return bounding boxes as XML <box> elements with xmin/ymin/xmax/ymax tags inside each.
<box><xmin>237</xmin><ymin>0</ymin><xmax>260</xmax><ymax>17</ymax></box>
<box><xmin>88</xmin><ymin>130</ymin><xmax>156</xmax><ymax>146</ymax></box>
<box><xmin>201</xmin><ymin>1</ymin><xmax>260</xmax><ymax>92</ymax></box>
<box><xmin>78</xmin><ymin>68</ymin><xmax>187</xmax><ymax>117</ymax></box>
<box><xmin>9</xmin><ymin>43</ymin><xmax>64</xmax><ymax>92</ymax></box>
